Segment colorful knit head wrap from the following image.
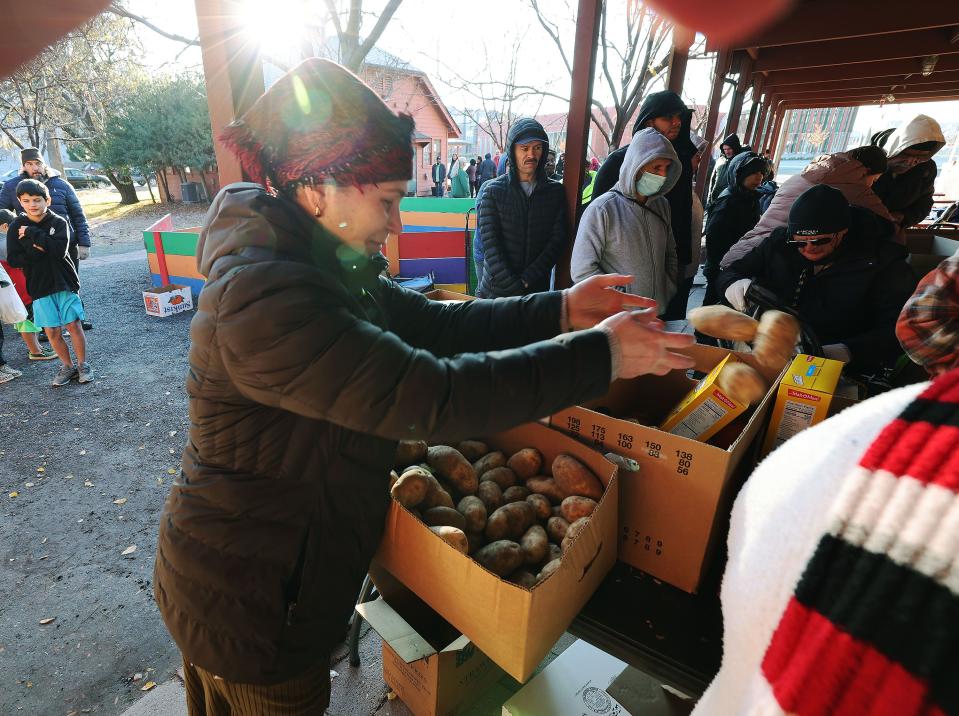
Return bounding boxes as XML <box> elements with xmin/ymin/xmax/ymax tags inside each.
<box><xmin>219</xmin><ymin>58</ymin><xmax>414</xmax><ymax>191</ymax></box>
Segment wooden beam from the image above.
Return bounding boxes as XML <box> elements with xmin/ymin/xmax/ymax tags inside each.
<box><xmin>758</xmin><ymin>98</ymin><xmax>776</xmax><ymax>154</ymax></box>
<box><xmin>666</xmin><ymin>26</ymin><xmax>695</xmax><ymax>95</ymax></box>
<box><xmin>763</xmin><ymin>55</ymin><xmax>959</xmax><ymax>87</ymax></box>
<box><xmin>754</xmin><ymin>28</ymin><xmax>959</xmax><ymax>73</ymax></box>
<box><xmin>710</xmin><ymin>0</ymin><xmax>959</xmax><ymax>50</ymax></box>
<box><xmin>766</xmin><ymin>107</ymin><xmax>786</xmax><ymax>159</ymax></box>
<box><xmin>781</xmin><ymin>94</ymin><xmax>959</xmax><ymax>109</ymax></box>
<box><xmin>769</xmin><ymin>75</ymin><xmax>959</xmax><ymax>94</ymax></box>
<box><xmin>723</xmin><ymin>52</ymin><xmax>753</xmax><ymax>138</ymax></box>
<box><xmin>195</xmin><ymin>0</ymin><xmax>265</xmax><ymax>187</ymax></box>
<box><xmin>776</xmin><ymin>84</ymin><xmax>959</xmax><ymax>103</ymax></box>
<box><xmin>752</xmin><ymin>95</ymin><xmax>771</xmax><ymax>149</ymax></box>
<box><xmin>556</xmin><ymin>0</ymin><xmax>602</xmax><ymax>290</ymax></box>
<box><xmin>696</xmin><ymin>48</ymin><xmax>732</xmax><ymax>201</ymax></box>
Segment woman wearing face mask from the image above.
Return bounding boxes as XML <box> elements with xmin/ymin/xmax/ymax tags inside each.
<box><xmin>571</xmin><ymin>127</ymin><xmax>682</xmax><ymax>316</ymax></box>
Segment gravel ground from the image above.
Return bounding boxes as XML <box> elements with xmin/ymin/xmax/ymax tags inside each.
<box><xmin>0</xmin><ymin>222</ymin><xmax>195</xmax><ymax>714</ymax></box>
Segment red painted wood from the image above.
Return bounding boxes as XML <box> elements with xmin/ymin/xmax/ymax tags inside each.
<box><xmin>398</xmin><ymin>231</ymin><xmax>467</xmax><ymax>260</ymax></box>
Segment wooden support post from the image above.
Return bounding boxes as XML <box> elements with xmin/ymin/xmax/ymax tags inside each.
<box><xmin>696</xmin><ymin>48</ymin><xmax>732</xmax><ymax>201</ymax></box>
<box><xmin>195</xmin><ymin>0</ymin><xmax>265</xmax><ymax>187</ymax></box>
<box><xmin>666</xmin><ymin>27</ymin><xmax>696</xmax><ymax>95</ymax></box>
<box><xmin>556</xmin><ymin>0</ymin><xmax>602</xmax><ymax>290</ymax></box>
<box><xmin>743</xmin><ymin>76</ymin><xmax>764</xmax><ymax>145</ymax></box>
<box><xmin>767</xmin><ymin>106</ymin><xmax>786</xmax><ymax>159</ymax></box>
<box><xmin>758</xmin><ymin>96</ymin><xmax>777</xmax><ymax>153</ymax></box>
<box><xmin>723</xmin><ymin>52</ymin><xmax>753</xmax><ymax>138</ymax></box>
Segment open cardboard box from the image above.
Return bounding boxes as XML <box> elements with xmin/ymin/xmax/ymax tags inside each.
<box><xmin>374</xmin><ymin>422</ymin><xmax>619</xmax><ymax>683</ymax></box>
<box><xmin>424</xmin><ymin>288</ymin><xmax>475</xmax><ymax>302</ymax></box>
<box><xmin>550</xmin><ymin>343</ymin><xmax>786</xmax><ymax>594</ymax></box>
<box><xmin>904</xmin><ymin>232</ymin><xmax>959</xmax><ymax>278</ymax></box>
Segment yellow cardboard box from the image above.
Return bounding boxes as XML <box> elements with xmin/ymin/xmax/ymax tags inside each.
<box><xmin>659</xmin><ymin>354</ymin><xmax>749</xmax><ymax>441</ymax></box>
<box><xmin>761</xmin><ymin>354</ymin><xmax>844</xmax><ymax>457</ymax></box>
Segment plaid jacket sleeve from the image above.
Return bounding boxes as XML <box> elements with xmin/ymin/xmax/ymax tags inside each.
<box><xmin>896</xmin><ymin>250</ymin><xmax>959</xmax><ymax>375</ymax></box>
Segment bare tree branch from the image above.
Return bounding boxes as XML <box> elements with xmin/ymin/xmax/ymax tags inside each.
<box><xmin>351</xmin><ymin>0</ymin><xmax>403</xmax><ymax>70</ymax></box>
<box><xmin>107</xmin><ymin>3</ymin><xmax>200</xmax><ymax>46</ymax></box>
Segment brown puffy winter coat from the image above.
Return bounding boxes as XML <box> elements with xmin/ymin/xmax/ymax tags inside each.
<box><xmin>153</xmin><ymin>184</ymin><xmax>612</xmax><ymax>685</ymax></box>
<box><xmin>720</xmin><ymin>152</ymin><xmax>896</xmax><ymax>269</ymax></box>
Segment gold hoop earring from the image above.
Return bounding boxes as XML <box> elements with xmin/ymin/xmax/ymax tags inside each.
<box><xmin>314</xmin><ymin>205</ymin><xmax>321</xmax><ymax>217</ymax></box>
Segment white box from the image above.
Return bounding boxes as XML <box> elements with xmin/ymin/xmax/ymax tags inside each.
<box><xmin>143</xmin><ymin>284</ymin><xmax>193</xmax><ymax>317</ymax></box>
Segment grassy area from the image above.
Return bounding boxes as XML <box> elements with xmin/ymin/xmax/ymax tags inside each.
<box><xmin>81</xmin><ymin>186</ymin><xmax>164</xmax><ymax>222</ymax></box>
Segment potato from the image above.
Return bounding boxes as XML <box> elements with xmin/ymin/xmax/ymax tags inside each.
<box><xmin>552</xmin><ymin>454</ymin><xmax>603</xmax><ymax>500</ymax></box>
<box><xmin>474</xmin><ymin>540</ymin><xmax>524</xmax><ymax>577</ymax></box>
<box><xmin>560</xmin><ymin>496</ymin><xmax>597</xmax><ymax>523</ymax></box>
<box><xmin>508</xmin><ymin>568</ymin><xmax>538</xmax><ymax>589</ymax></box>
<box><xmin>536</xmin><ymin>558</ymin><xmax>562</xmax><ymax>583</ymax></box>
<box><xmin>427</xmin><ymin>446</ymin><xmax>477</xmax><ymax>495</ymax></box>
<box><xmin>390</xmin><ymin>469</ymin><xmax>431</xmax><ymax>508</ymax></box>
<box><xmin>480</xmin><ymin>466</ymin><xmax>518</xmax><ymax>490</ymax></box>
<box><xmin>473</xmin><ymin>451</ymin><xmax>506</xmax><ymax>478</ymax></box>
<box><xmin>688</xmin><ymin>305</ymin><xmax>759</xmax><ymax>341</ymax></box>
<box><xmin>525</xmin><ymin>476</ymin><xmax>566</xmax><ymax>504</ymax></box>
<box><xmin>421</xmin><ymin>473</ymin><xmax>455</xmax><ymax>509</ymax></box>
<box><xmin>389</xmin><ymin>470</ymin><xmax>399</xmax><ymax>489</ymax></box>
<box><xmin>503</xmin><ymin>485</ymin><xmax>530</xmax><ymax>503</ymax></box>
<box><xmin>546</xmin><ymin>516</ymin><xmax>570</xmax><ymax>543</ymax></box>
<box><xmin>526</xmin><ymin>494</ymin><xmax>552</xmax><ymax>521</ymax></box>
<box><xmin>422</xmin><ymin>506</ymin><xmax>467</xmax><ymax>531</ymax></box>
<box><xmin>546</xmin><ymin>543</ymin><xmax>563</xmax><ymax>564</ymax></box>
<box><xmin>520</xmin><ymin>525</ymin><xmax>548</xmax><ymax>565</ymax></box>
<box><xmin>476</xmin><ymin>481</ymin><xmax>504</xmax><ymax>513</ymax></box>
<box><xmin>456</xmin><ymin>496</ymin><xmax>488</xmax><ymax>533</ymax></box>
<box><xmin>717</xmin><ymin>362</ymin><xmax>767</xmax><ymax>406</ymax></box>
<box><xmin>394</xmin><ymin>440</ymin><xmax>428</xmax><ymax>467</ymax></box>
<box><xmin>507</xmin><ymin>448</ymin><xmax>543</xmax><ymax>480</ymax></box>
<box><xmin>753</xmin><ymin>310</ymin><xmax>799</xmax><ymax>371</ymax></box>
<box><xmin>561</xmin><ymin>516</ymin><xmax>591</xmax><ymax>553</ymax></box>
<box><xmin>428</xmin><ymin>526</ymin><xmax>468</xmax><ymax>554</ymax></box>
<box><xmin>484</xmin><ymin>502</ymin><xmax>535</xmax><ymax>541</ymax></box>
<box><xmin>456</xmin><ymin>440</ymin><xmax>489</xmax><ymax>462</ymax></box>
<box><xmin>465</xmin><ymin>530</ymin><xmax>485</xmax><ymax>555</ymax></box>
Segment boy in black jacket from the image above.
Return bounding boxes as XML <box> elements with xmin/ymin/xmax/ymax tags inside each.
<box><xmin>6</xmin><ymin>179</ymin><xmax>91</xmax><ymax>386</ymax></box>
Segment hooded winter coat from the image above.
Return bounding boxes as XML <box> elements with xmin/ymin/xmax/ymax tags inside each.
<box><xmin>872</xmin><ymin>115</ymin><xmax>946</xmax><ymax>229</ymax></box>
<box><xmin>479</xmin><ymin>155</ymin><xmax>497</xmax><ymax>183</ymax></box>
<box><xmin>590</xmin><ymin>91</ymin><xmax>697</xmax><ymax>268</ymax></box>
<box><xmin>717</xmin><ymin>207</ymin><xmax>916</xmax><ymax>370</ymax></box>
<box><xmin>571</xmin><ymin>128</ymin><xmax>681</xmax><ymax>309</ymax></box>
<box><xmin>153</xmin><ymin>183</ymin><xmax>614</xmax><ymax>685</ymax></box>
<box><xmin>707</xmin><ymin>134</ymin><xmax>748</xmax><ymax>203</ymax></box>
<box><xmin>0</xmin><ymin>168</ymin><xmax>91</xmax><ymax>248</ymax></box>
<box><xmin>451</xmin><ymin>158</ymin><xmax>471</xmax><ymax>197</ymax></box>
<box><xmin>475</xmin><ymin>118</ymin><xmax>567</xmax><ymax>298</ymax></box>
<box><xmin>720</xmin><ymin>152</ymin><xmax>897</xmax><ymax>270</ymax></box>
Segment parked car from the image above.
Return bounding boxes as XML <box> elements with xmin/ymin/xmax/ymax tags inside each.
<box><xmin>0</xmin><ymin>168</ymin><xmax>20</xmax><ymax>182</ymax></box>
<box><xmin>64</xmin><ymin>167</ymin><xmax>111</xmax><ymax>189</ymax></box>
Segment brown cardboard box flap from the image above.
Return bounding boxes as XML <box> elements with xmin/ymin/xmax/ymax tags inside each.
<box><xmin>356</xmin><ymin>598</ymin><xmax>437</xmax><ymax>664</ymax></box>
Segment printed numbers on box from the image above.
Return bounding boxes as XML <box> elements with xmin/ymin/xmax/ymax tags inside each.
<box><xmin>643</xmin><ymin>535</ymin><xmax>664</xmax><ymax>556</ymax></box>
<box><xmin>566</xmin><ymin>416</ymin><xmax>581</xmax><ymax>434</ymax></box>
<box><xmin>617</xmin><ymin>432</ymin><xmax>633</xmax><ymax>450</ymax></box>
<box><xmin>645</xmin><ymin>441</ymin><xmax>661</xmax><ymax>458</ymax></box>
<box><xmin>590</xmin><ymin>424</ymin><xmax>606</xmax><ymax>447</ymax></box>
<box><xmin>675</xmin><ymin>450</ymin><xmax>693</xmax><ymax>476</ymax></box>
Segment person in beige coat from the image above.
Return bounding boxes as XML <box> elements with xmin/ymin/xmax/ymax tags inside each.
<box><xmin>720</xmin><ymin>146</ymin><xmax>894</xmax><ymax>270</ymax></box>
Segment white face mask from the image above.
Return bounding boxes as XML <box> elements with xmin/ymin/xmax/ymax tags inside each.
<box><xmin>636</xmin><ymin>171</ymin><xmax>667</xmax><ymax>197</ymax></box>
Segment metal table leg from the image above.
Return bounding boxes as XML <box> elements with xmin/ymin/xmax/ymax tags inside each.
<box><xmin>348</xmin><ymin>574</ymin><xmax>375</xmax><ymax>667</ymax></box>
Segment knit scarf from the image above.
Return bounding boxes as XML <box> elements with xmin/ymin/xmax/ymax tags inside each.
<box><xmin>760</xmin><ymin>367</ymin><xmax>959</xmax><ymax>715</ymax></box>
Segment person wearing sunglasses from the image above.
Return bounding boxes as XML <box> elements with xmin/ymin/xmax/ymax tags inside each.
<box><xmin>717</xmin><ymin>184</ymin><xmax>916</xmax><ymax>372</ymax></box>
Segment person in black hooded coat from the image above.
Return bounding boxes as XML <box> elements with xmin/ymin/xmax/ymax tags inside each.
<box><xmin>707</xmin><ymin>133</ymin><xmax>748</xmax><ymax>204</ymax></box>
<box><xmin>591</xmin><ymin>91</ymin><xmax>697</xmax><ymax>319</ymax></box>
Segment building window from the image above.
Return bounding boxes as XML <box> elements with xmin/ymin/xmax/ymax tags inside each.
<box><xmin>424</xmin><ymin>142</ymin><xmax>431</xmax><ymax>167</ymax></box>
<box><xmin>433</xmin><ymin>139</ymin><xmax>442</xmax><ymax>164</ymax></box>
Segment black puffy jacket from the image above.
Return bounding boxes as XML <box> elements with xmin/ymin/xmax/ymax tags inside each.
<box><xmin>872</xmin><ymin>160</ymin><xmax>938</xmax><ymax>229</ymax></box>
<box><xmin>704</xmin><ymin>152</ymin><xmax>765</xmax><ymax>275</ymax></box>
<box><xmin>476</xmin><ymin>119</ymin><xmax>568</xmax><ymax>298</ymax></box>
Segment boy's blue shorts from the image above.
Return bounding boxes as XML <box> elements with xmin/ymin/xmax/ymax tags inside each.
<box><xmin>32</xmin><ymin>291</ymin><xmax>85</xmax><ymax>329</ymax></box>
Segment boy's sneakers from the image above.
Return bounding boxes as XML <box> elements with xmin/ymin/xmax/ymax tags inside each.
<box><xmin>77</xmin><ymin>362</ymin><xmax>93</xmax><ymax>384</ymax></box>
<box><xmin>0</xmin><ymin>364</ymin><xmax>22</xmax><ymax>383</ymax></box>
<box><xmin>29</xmin><ymin>347</ymin><xmax>57</xmax><ymax>361</ymax></box>
<box><xmin>51</xmin><ymin>363</ymin><xmax>77</xmax><ymax>387</ymax></box>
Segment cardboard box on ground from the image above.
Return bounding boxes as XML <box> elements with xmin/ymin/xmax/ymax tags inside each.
<box><xmin>550</xmin><ymin>343</ymin><xmax>787</xmax><ymax>594</ymax></box>
<box><xmin>373</xmin><ymin>422</ymin><xmax>619</xmax><ymax>683</ymax></box>
<box><xmin>143</xmin><ymin>284</ymin><xmax>193</xmax><ymax>317</ymax></box>
<box><xmin>905</xmin><ymin>232</ymin><xmax>959</xmax><ymax>277</ymax></box>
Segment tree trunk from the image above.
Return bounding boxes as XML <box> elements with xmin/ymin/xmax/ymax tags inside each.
<box><xmin>116</xmin><ymin>182</ymin><xmax>139</xmax><ymax>204</ymax></box>
<box><xmin>157</xmin><ymin>170</ymin><xmax>172</xmax><ymax>203</ymax></box>
<box><xmin>145</xmin><ymin>176</ymin><xmax>157</xmax><ymax>204</ymax></box>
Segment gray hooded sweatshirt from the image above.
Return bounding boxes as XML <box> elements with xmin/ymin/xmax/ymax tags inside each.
<box><xmin>571</xmin><ymin>127</ymin><xmax>681</xmax><ymax>310</ymax></box>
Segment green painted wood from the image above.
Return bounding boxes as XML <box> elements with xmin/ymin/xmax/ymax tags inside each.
<box><xmin>143</xmin><ymin>230</ymin><xmax>201</xmax><ymax>256</ymax></box>
<box><xmin>400</xmin><ymin>197</ymin><xmax>476</xmax><ymax>214</ymax></box>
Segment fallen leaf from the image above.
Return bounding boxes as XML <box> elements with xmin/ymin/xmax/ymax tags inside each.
<box><xmin>167</xmin><ymin>468</ymin><xmax>177</xmax><ymax>475</ymax></box>
<box><xmin>157</xmin><ymin>478</ymin><xmax>164</xmax><ymax>486</ymax></box>
<box><xmin>41</xmin><ymin>537</ymin><xmax>47</xmax><ymax>544</ymax></box>
<box><xmin>113</xmin><ymin>498</ymin><xmax>127</xmax><ymax>505</ymax></box>
<box><xmin>9</xmin><ymin>492</ymin><xmax>17</xmax><ymax>498</ymax></box>
<box><xmin>36</xmin><ymin>466</ymin><xmax>45</xmax><ymax>473</ymax></box>
<box><xmin>42</xmin><ymin>411</ymin><xmax>49</xmax><ymax>416</ymax></box>
<box><xmin>79</xmin><ymin>450</ymin><xmax>87</xmax><ymax>455</ymax></box>
<box><xmin>140</xmin><ymin>681</ymin><xmax>156</xmax><ymax>691</ymax></box>
<box><xmin>25</xmin><ymin>482</ymin><xmax>34</xmax><ymax>488</ymax></box>
<box><xmin>64</xmin><ymin>474</ymin><xmax>73</xmax><ymax>479</ymax></box>
<box><xmin>39</xmin><ymin>617</ymin><xmax>55</xmax><ymax>625</ymax></box>
<box><xmin>39</xmin><ymin>555</ymin><xmax>48</xmax><ymax>560</ymax></box>
<box><xmin>133</xmin><ymin>672</ymin><xmax>143</xmax><ymax>681</ymax></box>
<box><xmin>83</xmin><ymin>480</ymin><xmax>94</xmax><ymax>488</ymax></box>
<box><xmin>169</xmin><ymin>430</ymin><xmax>177</xmax><ymax>437</ymax></box>
<box><xmin>168</xmin><ymin>448</ymin><xmax>175</xmax><ymax>454</ymax></box>
<box><xmin>121</xmin><ymin>545</ymin><xmax>137</xmax><ymax>556</ymax></box>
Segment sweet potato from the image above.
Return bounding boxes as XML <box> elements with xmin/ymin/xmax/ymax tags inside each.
<box><xmin>476</xmin><ymin>481</ymin><xmax>504</xmax><ymax>513</ymax></box>
<box><xmin>428</xmin><ymin>526</ymin><xmax>468</xmax><ymax>554</ymax></box>
<box><xmin>474</xmin><ymin>540</ymin><xmax>524</xmax><ymax>577</ymax></box>
<box><xmin>753</xmin><ymin>310</ymin><xmax>799</xmax><ymax>371</ymax></box>
<box><xmin>480</xmin><ymin>466</ymin><xmax>517</xmax><ymax>490</ymax></box>
<box><xmin>525</xmin><ymin>476</ymin><xmax>566</xmax><ymax>504</ymax></box>
<box><xmin>520</xmin><ymin>524</ymin><xmax>548</xmax><ymax>565</ymax></box>
<box><xmin>456</xmin><ymin>495</ymin><xmax>488</xmax><ymax>533</ymax></box>
<box><xmin>394</xmin><ymin>440</ymin><xmax>428</xmax><ymax>467</ymax></box>
<box><xmin>427</xmin><ymin>446</ymin><xmax>477</xmax><ymax>495</ymax></box>
<box><xmin>552</xmin><ymin>454</ymin><xmax>603</xmax><ymax>500</ymax></box>
<box><xmin>508</xmin><ymin>568</ymin><xmax>538</xmax><ymax>589</ymax></box>
<box><xmin>422</xmin><ymin>506</ymin><xmax>467</xmax><ymax>531</ymax></box>
<box><xmin>507</xmin><ymin>448</ymin><xmax>543</xmax><ymax>479</ymax></box>
<box><xmin>546</xmin><ymin>516</ymin><xmax>569</xmax><ymax>543</ymax></box>
<box><xmin>456</xmin><ymin>440</ymin><xmax>489</xmax><ymax>462</ymax></box>
<box><xmin>717</xmin><ymin>362</ymin><xmax>767</xmax><ymax>406</ymax></box>
<box><xmin>536</xmin><ymin>558</ymin><xmax>562</xmax><ymax>583</ymax></box>
<box><xmin>484</xmin><ymin>502</ymin><xmax>535</xmax><ymax>541</ymax></box>
<box><xmin>526</xmin><ymin>494</ymin><xmax>552</xmax><ymax>521</ymax></box>
<box><xmin>561</xmin><ymin>516</ymin><xmax>591</xmax><ymax>552</ymax></box>
<box><xmin>560</xmin><ymin>496</ymin><xmax>597</xmax><ymax>523</ymax></box>
<box><xmin>688</xmin><ymin>305</ymin><xmax>759</xmax><ymax>341</ymax></box>
<box><xmin>503</xmin><ymin>485</ymin><xmax>530</xmax><ymax>503</ymax></box>
<box><xmin>473</xmin><ymin>451</ymin><xmax>506</xmax><ymax>478</ymax></box>
<box><xmin>390</xmin><ymin>469</ymin><xmax>430</xmax><ymax>508</ymax></box>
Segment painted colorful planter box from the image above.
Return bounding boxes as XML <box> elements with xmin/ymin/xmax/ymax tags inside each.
<box><xmin>143</xmin><ymin>214</ymin><xmax>205</xmax><ymax>296</ymax></box>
